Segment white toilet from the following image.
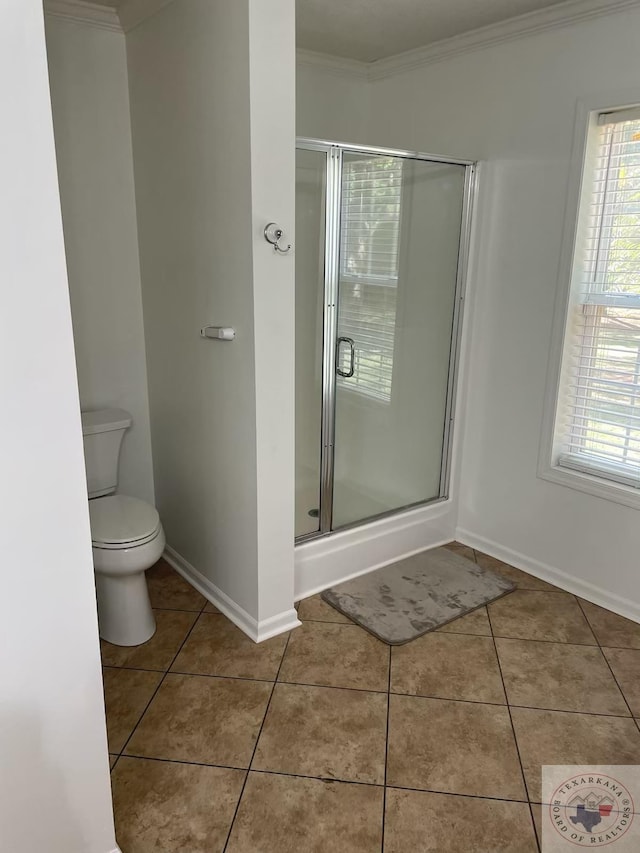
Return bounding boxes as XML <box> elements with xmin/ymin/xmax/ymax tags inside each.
<box><xmin>82</xmin><ymin>408</ymin><xmax>165</xmax><ymax>647</ymax></box>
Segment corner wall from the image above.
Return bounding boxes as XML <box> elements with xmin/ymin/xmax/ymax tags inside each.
<box><xmin>127</xmin><ymin>0</ymin><xmax>298</xmax><ymax>637</ymax></box>
<box><xmin>46</xmin><ymin>17</ymin><xmax>155</xmax><ymax>503</ymax></box>
<box><xmin>365</xmin><ymin>6</ymin><xmax>640</xmax><ymax>615</ymax></box>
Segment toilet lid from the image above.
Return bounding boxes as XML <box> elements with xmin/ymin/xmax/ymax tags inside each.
<box><xmin>89</xmin><ymin>495</ymin><xmax>160</xmax><ymax>545</ymax></box>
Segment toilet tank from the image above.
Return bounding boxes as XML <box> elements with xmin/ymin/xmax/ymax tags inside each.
<box><xmin>81</xmin><ymin>408</ymin><xmax>132</xmax><ymax>498</ymax></box>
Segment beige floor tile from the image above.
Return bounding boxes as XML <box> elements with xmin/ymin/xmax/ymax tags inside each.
<box><xmin>112</xmin><ymin>756</ymin><xmax>244</xmax><ymax>853</ymax></box>
<box><xmin>297</xmin><ymin>594</ymin><xmax>350</xmax><ymax>623</ymax></box>
<box><xmin>146</xmin><ymin>559</ymin><xmax>206</xmax><ymax>611</ymax></box>
<box><xmin>384</xmin><ymin>789</ymin><xmax>538</xmax><ymax>853</ymax></box>
<box><xmin>496</xmin><ymin>638</ymin><xmax>629</xmax><ymax>715</ymax></box>
<box><xmin>443</xmin><ymin>540</ymin><xmax>476</xmax><ymax>562</ymax></box>
<box><xmin>387</xmin><ymin>695</ymin><xmax>526</xmax><ymax>800</ymax></box>
<box><xmin>511</xmin><ymin>707</ymin><xmax>640</xmax><ymax>802</ymax></box>
<box><xmin>203</xmin><ymin>601</ymin><xmax>220</xmax><ymax>613</ymax></box>
<box><xmin>102</xmin><ymin>667</ymin><xmax>162</xmax><ymax>753</ymax></box>
<box><xmin>602</xmin><ymin>647</ymin><xmax>640</xmax><ymax>715</ymax></box>
<box><xmin>101</xmin><ymin>610</ymin><xmax>197</xmax><ymax>671</ymax></box>
<box><xmin>489</xmin><ymin>590</ymin><xmax>596</xmax><ymax>644</ymax></box>
<box><xmin>580</xmin><ymin>600</ymin><xmax>640</xmax><ymax>649</ymax></box>
<box><xmin>109</xmin><ymin>754</ymin><xmax>118</xmax><ymax>769</ymax></box>
<box><xmin>252</xmin><ymin>683</ymin><xmax>387</xmax><ymax>784</ymax></box>
<box><xmin>278</xmin><ymin>621</ymin><xmax>389</xmax><ymax>692</ymax></box>
<box><xmin>475</xmin><ymin>551</ymin><xmax>559</xmax><ymax>592</ymax></box>
<box><xmin>125</xmin><ymin>673</ymin><xmax>271</xmax><ymax>767</ymax></box>
<box><xmin>171</xmin><ymin>614</ymin><xmax>287</xmax><ymax>680</ymax></box>
<box><xmin>391</xmin><ymin>632</ymin><xmax>505</xmax><ymax>704</ymax></box>
<box><xmin>226</xmin><ymin>772</ymin><xmax>383</xmax><ymax>853</ymax></box>
<box><xmin>437</xmin><ymin>605</ymin><xmax>492</xmax><ymax>636</ymax></box>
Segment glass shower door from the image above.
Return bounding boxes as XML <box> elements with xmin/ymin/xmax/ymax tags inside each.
<box><xmin>332</xmin><ymin>152</ymin><xmax>467</xmax><ymax>529</ymax></box>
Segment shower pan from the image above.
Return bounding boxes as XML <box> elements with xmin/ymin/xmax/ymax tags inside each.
<box><xmin>295</xmin><ymin>139</ymin><xmax>475</xmax><ymax>541</ymax></box>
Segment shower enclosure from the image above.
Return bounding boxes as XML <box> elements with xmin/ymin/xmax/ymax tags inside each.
<box><xmin>295</xmin><ymin>139</ymin><xmax>475</xmax><ymax>541</ymax></box>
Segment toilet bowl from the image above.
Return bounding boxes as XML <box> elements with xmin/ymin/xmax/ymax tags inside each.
<box><xmin>90</xmin><ymin>494</ymin><xmax>165</xmax><ymax>646</ymax></box>
<box><xmin>81</xmin><ymin>408</ymin><xmax>165</xmax><ymax>647</ymax></box>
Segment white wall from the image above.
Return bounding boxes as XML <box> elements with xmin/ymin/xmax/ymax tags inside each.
<box><xmin>248</xmin><ymin>0</ymin><xmax>297</xmax><ymax>626</ymax></box>
<box><xmin>46</xmin><ymin>17</ymin><xmax>155</xmax><ymax>504</ymax></box>
<box><xmin>297</xmin><ymin>60</ymin><xmax>369</xmax><ymax>144</ymax></box>
<box><xmin>0</xmin><ymin>3</ymin><xmax>116</xmax><ymax>851</ymax></box>
<box><xmin>128</xmin><ymin>0</ymin><xmax>297</xmax><ymax>637</ymax></box>
<box><xmin>366</xmin><ymin>7</ymin><xmax>640</xmax><ymax>612</ymax></box>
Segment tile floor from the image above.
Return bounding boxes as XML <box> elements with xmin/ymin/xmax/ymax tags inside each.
<box><xmin>105</xmin><ymin>546</ymin><xmax>640</xmax><ymax>852</ymax></box>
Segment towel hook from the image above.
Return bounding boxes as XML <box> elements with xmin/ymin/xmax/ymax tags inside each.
<box><xmin>264</xmin><ymin>222</ymin><xmax>292</xmax><ymax>254</ymax></box>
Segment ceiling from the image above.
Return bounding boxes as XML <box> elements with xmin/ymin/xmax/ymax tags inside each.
<box><xmin>296</xmin><ymin>0</ymin><xmax>571</xmax><ymax>62</ymax></box>
<box><xmin>88</xmin><ymin>0</ymin><xmax>573</xmax><ymax>62</ymax></box>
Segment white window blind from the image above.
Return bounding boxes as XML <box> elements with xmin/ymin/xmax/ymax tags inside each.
<box><xmin>558</xmin><ymin>111</ymin><xmax>640</xmax><ymax>489</ymax></box>
<box><xmin>337</xmin><ymin>156</ymin><xmax>402</xmax><ymax>402</ymax></box>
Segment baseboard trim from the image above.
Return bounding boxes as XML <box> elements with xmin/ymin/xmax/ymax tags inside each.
<box><xmin>456</xmin><ymin>528</ymin><xmax>640</xmax><ymax>624</ymax></box>
<box><xmin>163</xmin><ymin>546</ymin><xmax>301</xmax><ymax>642</ymax></box>
<box><xmin>295</xmin><ymin>500</ymin><xmax>455</xmax><ymax>600</ymax></box>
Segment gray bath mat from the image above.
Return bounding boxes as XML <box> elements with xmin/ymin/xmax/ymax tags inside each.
<box><xmin>321</xmin><ymin>547</ymin><xmax>515</xmax><ymax>645</ymax></box>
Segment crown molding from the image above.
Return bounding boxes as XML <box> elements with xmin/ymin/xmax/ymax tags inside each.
<box><xmin>296</xmin><ymin>48</ymin><xmax>368</xmax><ymax>80</ymax></box>
<box><xmin>44</xmin><ymin>0</ymin><xmax>121</xmax><ymax>32</ymax></box>
<box><xmin>117</xmin><ymin>0</ymin><xmax>175</xmax><ymax>32</ymax></box>
<box><xmin>44</xmin><ymin>0</ymin><xmax>640</xmax><ymax>82</ymax></box>
<box><xmin>367</xmin><ymin>0</ymin><xmax>640</xmax><ymax>80</ymax></box>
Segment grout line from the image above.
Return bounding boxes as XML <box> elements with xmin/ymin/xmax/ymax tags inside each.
<box><xmin>384</xmin><ymin>782</ymin><xmax>528</xmax><ymax>804</ymax></box>
<box><xmin>531</xmin><ymin>802</ymin><xmax>542</xmax><ymax>853</ymax></box>
<box><xmin>575</xmin><ymin>598</ymin><xmax>638</xmax><ymax>726</ymax></box>
<box><xmin>387</xmin><ymin>691</ymin><xmax>636</xmax><ymax>720</ymax></box>
<box><xmin>485</xmin><ymin>605</ymin><xmax>535</xmax><ymax>835</ymax></box>
<box><xmin>105</xmin><ymin>666</ymin><xmax>638</xmax><ymax>718</ymax></box>
<box><xmin>222</xmin><ymin>630</ymin><xmax>293</xmax><ymax>852</ymax></box>
<box><xmin>381</xmin><ymin>644</ymin><xmax>392</xmax><ymax>853</ymax></box>
<box><xmin>146</xmin><ymin>605</ymin><xmax>205</xmax><ymax>614</ymax></box>
<box><xmin>109</xmin><ymin>752</ymin><xmax>539</xmax><ymax>804</ymax></box>
<box><xmin>168</xmin><ymin>669</ymin><xmax>276</xmax><ymax>684</ymax></box>
<box><xmin>299</xmin><ymin>619</ymin><xmax>599</xmax><ymax>643</ymax></box>
<box><xmin>113</xmin><ymin>753</ymin><xmax>247</xmax><ymax>772</ymax></box>
<box><xmin>115</xmin><ymin>606</ymin><xmax>203</xmax><ymax>759</ymax></box>
<box><xmin>491</xmin><ymin>635</ymin><xmax>598</xmax><ymax>647</ymax></box>
<box><xmin>277</xmin><ymin>677</ymin><xmax>388</xmax><ymax>694</ymax></box>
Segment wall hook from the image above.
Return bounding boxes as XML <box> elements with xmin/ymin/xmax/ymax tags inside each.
<box><xmin>264</xmin><ymin>222</ymin><xmax>292</xmax><ymax>254</ymax></box>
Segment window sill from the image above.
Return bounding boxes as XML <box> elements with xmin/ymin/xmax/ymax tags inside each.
<box><xmin>538</xmin><ymin>461</ymin><xmax>640</xmax><ymax>511</ymax></box>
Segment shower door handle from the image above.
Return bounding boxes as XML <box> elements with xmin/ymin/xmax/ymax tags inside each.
<box><xmin>336</xmin><ymin>336</ymin><xmax>355</xmax><ymax>378</ymax></box>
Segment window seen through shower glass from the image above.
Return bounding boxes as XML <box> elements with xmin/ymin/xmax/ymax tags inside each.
<box><xmin>332</xmin><ymin>152</ymin><xmax>466</xmax><ymax>529</ymax></box>
<box><xmin>337</xmin><ymin>156</ymin><xmax>403</xmax><ymax>402</ymax></box>
<box><xmin>294</xmin><ymin>143</ymin><xmax>470</xmax><ymax>538</ymax></box>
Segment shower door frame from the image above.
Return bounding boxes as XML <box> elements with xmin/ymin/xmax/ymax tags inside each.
<box><xmin>296</xmin><ymin>137</ymin><xmax>477</xmax><ymax>544</ymax></box>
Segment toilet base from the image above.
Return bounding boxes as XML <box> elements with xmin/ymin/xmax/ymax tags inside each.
<box><xmin>95</xmin><ymin>571</ymin><xmax>156</xmax><ymax>646</ymax></box>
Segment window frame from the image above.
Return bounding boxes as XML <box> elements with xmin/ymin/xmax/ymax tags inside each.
<box><xmin>538</xmin><ymin>91</ymin><xmax>640</xmax><ymax>510</ymax></box>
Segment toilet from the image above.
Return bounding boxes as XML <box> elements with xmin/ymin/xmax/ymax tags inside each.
<box><xmin>82</xmin><ymin>408</ymin><xmax>165</xmax><ymax>646</ymax></box>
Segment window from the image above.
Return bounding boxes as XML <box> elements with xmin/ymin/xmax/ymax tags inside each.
<box><xmin>555</xmin><ymin>107</ymin><xmax>640</xmax><ymax>490</ymax></box>
<box><xmin>337</xmin><ymin>155</ymin><xmax>403</xmax><ymax>402</ymax></box>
